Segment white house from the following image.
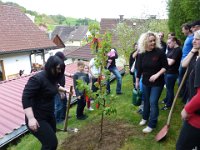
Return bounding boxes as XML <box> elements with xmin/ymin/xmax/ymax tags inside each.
<box><xmin>0</xmin><ymin>5</ymin><xmax>58</xmax><ymax>80</ymax></box>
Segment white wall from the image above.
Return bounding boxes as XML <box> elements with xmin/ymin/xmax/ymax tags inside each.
<box><xmin>65</xmin><ymin>41</ymin><xmax>81</xmax><ymax>46</ymax></box>
<box><xmin>0</xmin><ymin>48</ymin><xmax>67</xmax><ymax>80</ymax></box>
<box><xmin>0</xmin><ymin>53</ymin><xmax>31</xmax><ymax>79</ymax></box>
<box><xmin>65</xmin><ymin>58</ymin><xmax>73</xmax><ymax>65</ymax></box>
<box><xmin>30</xmin><ymin>48</ymin><xmax>65</xmax><ymax>65</ymax></box>
<box><xmin>46</xmin><ymin>48</ymin><xmax>65</xmax><ymax>61</ymax></box>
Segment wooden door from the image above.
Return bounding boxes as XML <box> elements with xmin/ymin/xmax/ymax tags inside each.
<box><xmin>0</xmin><ymin>60</ymin><xmax>6</xmax><ymax>81</ymax></box>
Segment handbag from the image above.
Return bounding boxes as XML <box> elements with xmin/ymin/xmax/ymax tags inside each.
<box><xmin>130</xmin><ymin>61</ymin><xmax>135</xmax><ymax>73</ymax></box>
<box><xmin>132</xmin><ymin>88</ymin><xmax>142</xmax><ymax>106</ymax></box>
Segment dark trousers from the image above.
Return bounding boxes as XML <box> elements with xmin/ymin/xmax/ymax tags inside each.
<box><xmin>91</xmin><ymin>77</ymin><xmax>99</xmax><ymax>92</ymax></box>
<box><xmin>28</xmin><ymin>118</ymin><xmax>58</xmax><ymax>150</ymax></box>
<box><xmin>164</xmin><ymin>73</ymin><xmax>178</xmax><ymax>107</ymax></box>
<box><xmin>176</xmin><ymin>121</ymin><xmax>200</xmax><ymax>150</ymax></box>
<box><xmin>76</xmin><ymin>96</ymin><xmax>86</xmax><ymax>118</ymax></box>
<box><xmin>178</xmin><ymin>66</ymin><xmax>188</xmax><ymax>103</ymax></box>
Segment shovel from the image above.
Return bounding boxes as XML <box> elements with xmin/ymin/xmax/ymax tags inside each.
<box><xmin>63</xmin><ymin>85</ymin><xmax>73</xmax><ymax>131</ymax></box>
<box><xmin>155</xmin><ymin>68</ymin><xmax>188</xmax><ymax>142</ymax></box>
<box><xmin>57</xmin><ymin>85</ymin><xmax>78</xmax><ymax>132</ymax></box>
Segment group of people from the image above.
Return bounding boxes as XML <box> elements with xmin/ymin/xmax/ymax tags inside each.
<box><xmin>22</xmin><ymin>48</ymin><xmax>122</xmax><ymax>149</ymax></box>
<box><xmin>129</xmin><ymin>20</ymin><xmax>200</xmax><ymax>149</ymax></box>
<box><xmin>21</xmin><ymin>19</ymin><xmax>200</xmax><ymax>149</ymax></box>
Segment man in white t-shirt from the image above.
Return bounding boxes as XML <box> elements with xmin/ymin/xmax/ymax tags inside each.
<box><xmin>89</xmin><ymin>58</ymin><xmax>101</xmax><ymax>92</ymax></box>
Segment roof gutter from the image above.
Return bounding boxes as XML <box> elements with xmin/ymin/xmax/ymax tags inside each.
<box><xmin>0</xmin><ymin>125</ymin><xmax>28</xmax><ymax>148</ymax></box>
<box><xmin>0</xmin><ymin>46</ymin><xmax>59</xmax><ymax>55</ymax></box>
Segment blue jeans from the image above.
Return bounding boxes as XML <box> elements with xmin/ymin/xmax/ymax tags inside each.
<box><xmin>164</xmin><ymin>73</ymin><xmax>178</xmax><ymax>107</ymax></box>
<box><xmin>142</xmin><ymin>84</ymin><xmax>163</xmax><ymax>128</ymax></box>
<box><xmin>106</xmin><ymin>66</ymin><xmax>122</xmax><ymax>93</ymax></box>
<box><xmin>54</xmin><ymin>93</ymin><xmax>67</xmax><ymax>123</ymax></box>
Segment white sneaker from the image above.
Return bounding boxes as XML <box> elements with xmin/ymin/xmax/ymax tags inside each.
<box><xmin>88</xmin><ymin>107</ymin><xmax>94</xmax><ymax>111</ymax></box>
<box><xmin>139</xmin><ymin>119</ymin><xmax>147</xmax><ymax>126</ymax></box>
<box><xmin>142</xmin><ymin>126</ymin><xmax>153</xmax><ymax>133</ymax></box>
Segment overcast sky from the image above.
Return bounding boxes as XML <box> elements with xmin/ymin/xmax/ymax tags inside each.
<box><xmin>2</xmin><ymin>0</ymin><xmax>168</xmax><ymax>21</ymax></box>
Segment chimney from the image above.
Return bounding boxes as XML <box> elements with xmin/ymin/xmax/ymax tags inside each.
<box><xmin>119</xmin><ymin>15</ymin><xmax>124</xmax><ymax>22</ymax></box>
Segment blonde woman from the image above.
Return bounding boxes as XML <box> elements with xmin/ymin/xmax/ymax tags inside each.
<box><xmin>136</xmin><ymin>32</ymin><xmax>168</xmax><ymax>133</ymax></box>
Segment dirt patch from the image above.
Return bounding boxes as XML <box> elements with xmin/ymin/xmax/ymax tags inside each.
<box><xmin>60</xmin><ymin>120</ymin><xmax>138</xmax><ymax>150</ymax></box>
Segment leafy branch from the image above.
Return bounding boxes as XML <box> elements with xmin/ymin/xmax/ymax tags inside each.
<box><xmin>76</xmin><ymin>23</ymin><xmax>117</xmax><ymax>141</ymax></box>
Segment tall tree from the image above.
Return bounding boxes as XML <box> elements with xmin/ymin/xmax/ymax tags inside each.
<box><xmin>114</xmin><ymin>19</ymin><xmax>169</xmax><ymax>65</ymax></box>
<box><xmin>168</xmin><ymin>0</ymin><xmax>200</xmax><ymax>40</ymax></box>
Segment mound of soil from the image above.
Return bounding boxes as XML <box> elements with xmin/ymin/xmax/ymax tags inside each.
<box><xmin>60</xmin><ymin>120</ymin><xmax>138</xmax><ymax>150</ymax></box>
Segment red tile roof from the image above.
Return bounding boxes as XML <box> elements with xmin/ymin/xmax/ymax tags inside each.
<box><xmin>63</xmin><ymin>46</ymin><xmax>80</xmax><ymax>56</ymax></box>
<box><xmin>0</xmin><ymin>5</ymin><xmax>56</xmax><ymax>53</ymax></box>
<box><xmin>100</xmin><ymin>18</ymin><xmax>147</xmax><ymax>46</ymax></box>
<box><xmin>65</xmin><ymin>43</ymin><xmax>94</xmax><ymax>60</ymax></box>
<box><xmin>100</xmin><ymin>18</ymin><xmax>119</xmax><ymax>45</ymax></box>
<box><xmin>0</xmin><ymin>75</ymin><xmax>30</xmax><ymax>140</ymax></box>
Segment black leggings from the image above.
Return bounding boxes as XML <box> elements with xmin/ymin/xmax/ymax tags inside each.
<box><xmin>28</xmin><ymin>119</ymin><xmax>58</xmax><ymax>150</ymax></box>
<box><xmin>176</xmin><ymin>121</ymin><xmax>200</xmax><ymax>150</ymax></box>
<box><xmin>76</xmin><ymin>96</ymin><xmax>86</xmax><ymax>117</ymax></box>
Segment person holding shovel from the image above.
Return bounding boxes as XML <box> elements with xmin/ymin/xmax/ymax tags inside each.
<box><xmin>136</xmin><ymin>31</ymin><xmax>168</xmax><ymax>133</ymax></box>
<box><xmin>54</xmin><ymin>51</ymin><xmax>68</xmax><ymax>123</ymax></box>
<box><xmin>176</xmin><ymin>30</ymin><xmax>200</xmax><ymax>150</ymax></box>
<box><xmin>22</xmin><ymin>56</ymin><xmax>71</xmax><ymax>150</ymax></box>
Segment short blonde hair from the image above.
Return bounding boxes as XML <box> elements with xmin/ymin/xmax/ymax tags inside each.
<box><xmin>77</xmin><ymin>61</ymin><xmax>85</xmax><ymax>67</ymax></box>
<box><xmin>138</xmin><ymin>31</ymin><xmax>161</xmax><ymax>53</ymax></box>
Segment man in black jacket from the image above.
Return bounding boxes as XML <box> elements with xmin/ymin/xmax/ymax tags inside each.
<box><xmin>54</xmin><ymin>52</ymin><xmax>67</xmax><ymax>123</ymax></box>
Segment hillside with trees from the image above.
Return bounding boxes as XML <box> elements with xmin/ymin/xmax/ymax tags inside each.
<box><xmin>0</xmin><ymin>0</ymin><xmax>98</xmax><ymax>31</ymax></box>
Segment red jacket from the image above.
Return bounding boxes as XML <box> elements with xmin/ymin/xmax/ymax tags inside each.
<box><xmin>185</xmin><ymin>88</ymin><xmax>200</xmax><ymax>128</ymax></box>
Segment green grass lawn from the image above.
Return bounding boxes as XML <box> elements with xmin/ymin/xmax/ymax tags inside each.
<box><xmin>6</xmin><ymin>74</ymin><xmax>184</xmax><ymax>150</ymax></box>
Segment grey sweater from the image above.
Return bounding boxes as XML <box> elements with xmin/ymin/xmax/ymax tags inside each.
<box><xmin>73</xmin><ymin>72</ymin><xmax>89</xmax><ymax>97</ymax></box>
